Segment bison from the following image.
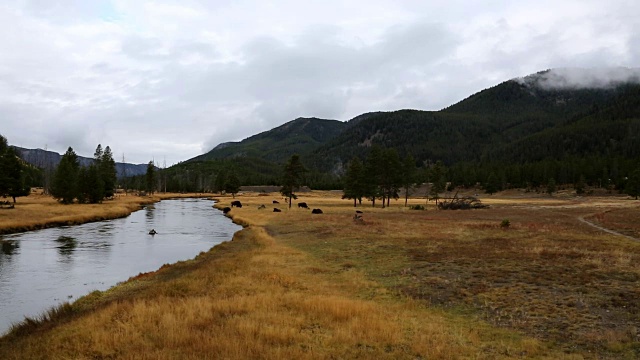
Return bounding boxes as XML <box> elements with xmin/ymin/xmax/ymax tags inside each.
<box><xmin>222</xmin><ymin>207</ymin><xmax>231</xmax><ymax>214</ymax></box>
<box><xmin>273</xmin><ymin>200</ymin><xmax>280</xmax><ymax>204</ymax></box>
<box><xmin>298</xmin><ymin>202</ymin><xmax>309</xmax><ymax>209</ymax></box>
<box><xmin>311</xmin><ymin>208</ymin><xmax>323</xmax><ymax>214</ymax></box>
<box><xmin>231</xmin><ymin>200</ymin><xmax>242</xmax><ymax>208</ymax></box>
<box><xmin>273</xmin><ymin>208</ymin><xmax>282</xmax><ymax>212</ymax></box>
<box><xmin>355</xmin><ymin>210</ymin><xmax>363</xmax><ymax>214</ymax></box>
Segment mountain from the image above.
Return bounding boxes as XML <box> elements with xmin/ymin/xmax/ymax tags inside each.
<box><xmin>14</xmin><ymin>147</ymin><xmax>150</xmax><ymax>178</ymax></box>
<box><xmin>190</xmin><ymin>117</ymin><xmax>347</xmax><ymax>164</ymax></box>
<box><xmin>176</xmin><ymin>67</ymin><xmax>640</xmax><ymax>189</ymax></box>
<box><xmin>308</xmin><ymin>69</ymin><xmax>640</xmax><ymax>172</ymax></box>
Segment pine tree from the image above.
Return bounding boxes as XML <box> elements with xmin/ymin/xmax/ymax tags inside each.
<box><xmin>94</xmin><ymin>144</ymin><xmax>103</xmax><ymax>165</ymax></box>
<box><xmin>79</xmin><ymin>164</ymin><xmax>104</xmax><ymax>203</ymax></box>
<box><xmin>214</xmin><ymin>170</ymin><xmax>227</xmax><ymax>194</ymax></box>
<box><xmin>429</xmin><ymin>161</ymin><xmax>446</xmax><ymax>206</ymax></box>
<box><xmin>146</xmin><ymin>161</ymin><xmax>156</xmax><ymax>195</ymax></box>
<box><xmin>626</xmin><ymin>169</ymin><xmax>640</xmax><ymax>200</ymax></box>
<box><xmin>484</xmin><ymin>172</ymin><xmax>500</xmax><ymax>195</ymax></box>
<box><xmin>547</xmin><ymin>178</ymin><xmax>557</xmax><ymax>195</ymax></box>
<box><xmin>77</xmin><ymin>167</ymin><xmax>89</xmax><ymax>204</ymax></box>
<box><xmin>0</xmin><ymin>135</ymin><xmax>30</xmax><ymax>203</ymax></box>
<box><xmin>51</xmin><ymin>147</ymin><xmax>80</xmax><ymax>204</ymax></box>
<box><xmin>574</xmin><ymin>175</ymin><xmax>586</xmax><ymax>195</ymax></box>
<box><xmin>342</xmin><ymin>157</ymin><xmax>365</xmax><ymax>207</ymax></box>
<box><xmin>224</xmin><ymin>171</ymin><xmax>241</xmax><ymax>198</ymax></box>
<box><xmin>401</xmin><ymin>154</ymin><xmax>416</xmax><ymax>207</ymax></box>
<box><xmin>280</xmin><ymin>154</ymin><xmax>307</xmax><ymax>208</ymax></box>
<box><xmin>364</xmin><ymin>145</ymin><xmax>383</xmax><ymax>207</ymax></box>
<box><xmin>100</xmin><ymin>146</ymin><xmax>117</xmax><ymax>198</ymax></box>
<box><xmin>379</xmin><ymin>148</ymin><xmax>402</xmax><ymax>208</ymax></box>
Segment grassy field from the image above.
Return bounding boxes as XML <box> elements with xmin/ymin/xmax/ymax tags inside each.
<box><xmin>0</xmin><ymin>191</ymin><xmax>639</xmax><ymax>359</ymax></box>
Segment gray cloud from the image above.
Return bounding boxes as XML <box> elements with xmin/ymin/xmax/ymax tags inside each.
<box><xmin>0</xmin><ymin>1</ymin><xmax>639</xmax><ymax>164</ymax></box>
<box><xmin>518</xmin><ymin>67</ymin><xmax>640</xmax><ymax>89</ymax></box>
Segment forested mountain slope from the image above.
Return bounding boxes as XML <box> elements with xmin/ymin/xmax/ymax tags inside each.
<box><xmin>309</xmin><ymin>72</ymin><xmax>638</xmax><ymax>173</ymax></box>
<box><xmin>178</xmin><ymin>68</ymin><xmax>640</xmax><ymax>188</ymax></box>
<box><xmin>190</xmin><ymin>117</ymin><xmax>346</xmax><ymax>164</ymax></box>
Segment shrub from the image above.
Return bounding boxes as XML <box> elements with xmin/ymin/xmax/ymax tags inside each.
<box><xmin>409</xmin><ymin>204</ymin><xmax>425</xmax><ymax>210</ymax></box>
<box><xmin>500</xmin><ymin>219</ymin><xmax>510</xmax><ymax>229</ymax></box>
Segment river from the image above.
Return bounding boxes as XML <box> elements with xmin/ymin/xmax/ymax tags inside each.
<box><xmin>0</xmin><ymin>198</ymin><xmax>242</xmax><ymax>335</ymax></box>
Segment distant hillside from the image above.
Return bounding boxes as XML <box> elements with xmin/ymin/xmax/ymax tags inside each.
<box><xmin>14</xmin><ymin>147</ymin><xmax>150</xmax><ymax>178</ymax></box>
<box><xmin>190</xmin><ymin>117</ymin><xmax>347</xmax><ymax>164</ymax></box>
<box><xmin>309</xmin><ymin>72</ymin><xmax>639</xmax><ymax>173</ymax></box>
<box><xmin>177</xmin><ymin>68</ymin><xmax>640</xmax><ymax>189</ymax></box>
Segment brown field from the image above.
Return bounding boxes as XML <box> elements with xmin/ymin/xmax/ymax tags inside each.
<box><xmin>1</xmin><ymin>191</ymin><xmax>639</xmax><ymax>359</ymax></box>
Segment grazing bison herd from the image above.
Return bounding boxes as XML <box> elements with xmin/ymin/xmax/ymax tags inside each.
<box><xmin>221</xmin><ymin>199</ymin><xmax>324</xmax><ymax>215</ymax></box>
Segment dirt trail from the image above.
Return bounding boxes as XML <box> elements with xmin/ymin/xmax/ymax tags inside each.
<box><xmin>577</xmin><ymin>215</ymin><xmax>639</xmax><ymax>241</ymax></box>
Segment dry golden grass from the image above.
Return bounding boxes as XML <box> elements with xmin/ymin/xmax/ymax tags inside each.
<box><xmin>1</xmin><ymin>191</ymin><xmax>638</xmax><ymax>359</ymax></box>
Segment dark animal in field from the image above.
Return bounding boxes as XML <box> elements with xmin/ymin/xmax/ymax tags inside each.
<box><xmin>355</xmin><ymin>210</ymin><xmax>363</xmax><ymax>214</ymax></box>
<box><xmin>273</xmin><ymin>208</ymin><xmax>281</xmax><ymax>212</ymax></box>
<box><xmin>298</xmin><ymin>202</ymin><xmax>309</xmax><ymax>209</ymax></box>
<box><xmin>222</xmin><ymin>207</ymin><xmax>231</xmax><ymax>214</ymax></box>
<box><xmin>273</xmin><ymin>200</ymin><xmax>279</xmax><ymax>204</ymax></box>
<box><xmin>231</xmin><ymin>200</ymin><xmax>242</xmax><ymax>208</ymax></box>
<box><xmin>148</xmin><ymin>229</ymin><xmax>157</xmax><ymax>235</ymax></box>
<box><xmin>258</xmin><ymin>204</ymin><xmax>266</xmax><ymax>209</ymax></box>
<box><xmin>311</xmin><ymin>208</ymin><xmax>323</xmax><ymax>214</ymax></box>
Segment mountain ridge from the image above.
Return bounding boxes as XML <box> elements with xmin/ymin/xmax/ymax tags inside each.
<box><xmin>14</xmin><ymin>147</ymin><xmax>151</xmax><ymax>178</ymax></box>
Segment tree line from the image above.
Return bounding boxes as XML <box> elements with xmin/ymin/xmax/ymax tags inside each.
<box><xmin>340</xmin><ymin>144</ymin><xmax>640</xmax><ymax>207</ymax></box>
<box><xmin>50</xmin><ymin>145</ymin><xmax>117</xmax><ymax>204</ymax></box>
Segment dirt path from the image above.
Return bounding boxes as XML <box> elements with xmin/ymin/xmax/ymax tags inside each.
<box><xmin>578</xmin><ymin>215</ymin><xmax>640</xmax><ymax>241</ymax></box>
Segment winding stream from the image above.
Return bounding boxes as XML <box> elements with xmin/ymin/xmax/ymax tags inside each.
<box><xmin>0</xmin><ymin>198</ymin><xmax>242</xmax><ymax>335</ymax></box>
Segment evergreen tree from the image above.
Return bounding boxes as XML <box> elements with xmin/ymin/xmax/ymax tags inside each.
<box><xmin>380</xmin><ymin>148</ymin><xmax>402</xmax><ymax>207</ymax></box>
<box><xmin>401</xmin><ymin>154</ymin><xmax>416</xmax><ymax>207</ymax></box>
<box><xmin>51</xmin><ymin>147</ymin><xmax>80</xmax><ymax>204</ymax></box>
<box><xmin>85</xmin><ymin>164</ymin><xmax>104</xmax><ymax>203</ymax></box>
<box><xmin>100</xmin><ymin>146</ymin><xmax>117</xmax><ymax>198</ymax></box>
<box><xmin>546</xmin><ymin>178</ymin><xmax>557</xmax><ymax>195</ymax></box>
<box><xmin>574</xmin><ymin>175</ymin><xmax>586</xmax><ymax>195</ymax></box>
<box><xmin>94</xmin><ymin>144</ymin><xmax>103</xmax><ymax>165</ymax></box>
<box><xmin>342</xmin><ymin>157</ymin><xmax>366</xmax><ymax>207</ymax></box>
<box><xmin>484</xmin><ymin>172</ymin><xmax>500</xmax><ymax>195</ymax></box>
<box><xmin>214</xmin><ymin>170</ymin><xmax>227</xmax><ymax>194</ymax></box>
<box><xmin>224</xmin><ymin>171</ymin><xmax>241</xmax><ymax>198</ymax></box>
<box><xmin>429</xmin><ymin>161</ymin><xmax>446</xmax><ymax>206</ymax></box>
<box><xmin>626</xmin><ymin>169</ymin><xmax>640</xmax><ymax>200</ymax></box>
<box><xmin>77</xmin><ymin>167</ymin><xmax>89</xmax><ymax>204</ymax></box>
<box><xmin>364</xmin><ymin>145</ymin><xmax>383</xmax><ymax>207</ymax></box>
<box><xmin>146</xmin><ymin>161</ymin><xmax>156</xmax><ymax>195</ymax></box>
<box><xmin>0</xmin><ymin>135</ymin><xmax>30</xmax><ymax>203</ymax></box>
<box><xmin>280</xmin><ymin>154</ymin><xmax>307</xmax><ymax>208</ymax></box>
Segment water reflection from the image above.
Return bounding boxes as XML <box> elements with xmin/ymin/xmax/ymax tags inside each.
<box><xmin>0</xmin><ymin>240</ymin><xmax>19</xmax><ymax>256</ymax></box>
<box><xmin>0</xmin><ymin>198</ymin><xmax>242</xmax><ymax>335</ymax></box>
<box><xmin>55</xmin><ymin>236</ymin><xmax>77</xmax><ymax>255</ymax></box>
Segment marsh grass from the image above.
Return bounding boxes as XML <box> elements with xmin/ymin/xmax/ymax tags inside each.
<box><xmin>1</xmin><ymin>191</ymin><xmax>637</xmax><ymax>358</ymax></box>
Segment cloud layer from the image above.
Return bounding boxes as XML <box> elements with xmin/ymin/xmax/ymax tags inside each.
<box><xmin>1</xmin><ymin>0</ymin><xmax>639</xmax><ymax>164</ymax></box>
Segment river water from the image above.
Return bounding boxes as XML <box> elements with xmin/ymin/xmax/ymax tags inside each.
<box><xmin>0</xmin><ymin>198</ymin><xmax>242</xmax><ymax>335</ymax></box>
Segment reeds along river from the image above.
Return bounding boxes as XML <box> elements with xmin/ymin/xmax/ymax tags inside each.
<box><xmin>0</xmin><ymin>198</ymin><xmax>242</xmax><ymax>335</ymax></box>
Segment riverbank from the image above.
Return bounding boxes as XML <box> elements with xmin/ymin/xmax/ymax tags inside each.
<box><xmin>1</xmin><ymin>192</ymin><xmax>638</xmax><ymax>358</ymax></box>
<box><xmin>0</xmin><ymin>191</ymin><xmax>209</xmax><ymax>235</ymax></box>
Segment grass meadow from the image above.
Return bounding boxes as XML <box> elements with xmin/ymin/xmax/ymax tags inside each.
<box><xmin>0</xmin><ymin>190</ymin><xmax>638</xmax><ymax>359</ymax></box>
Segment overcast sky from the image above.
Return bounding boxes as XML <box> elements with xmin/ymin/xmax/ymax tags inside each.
<box><xmin>1</xmin><ymin>1</ymin><xmax>639</xmax><ymax>165</ymax></box>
